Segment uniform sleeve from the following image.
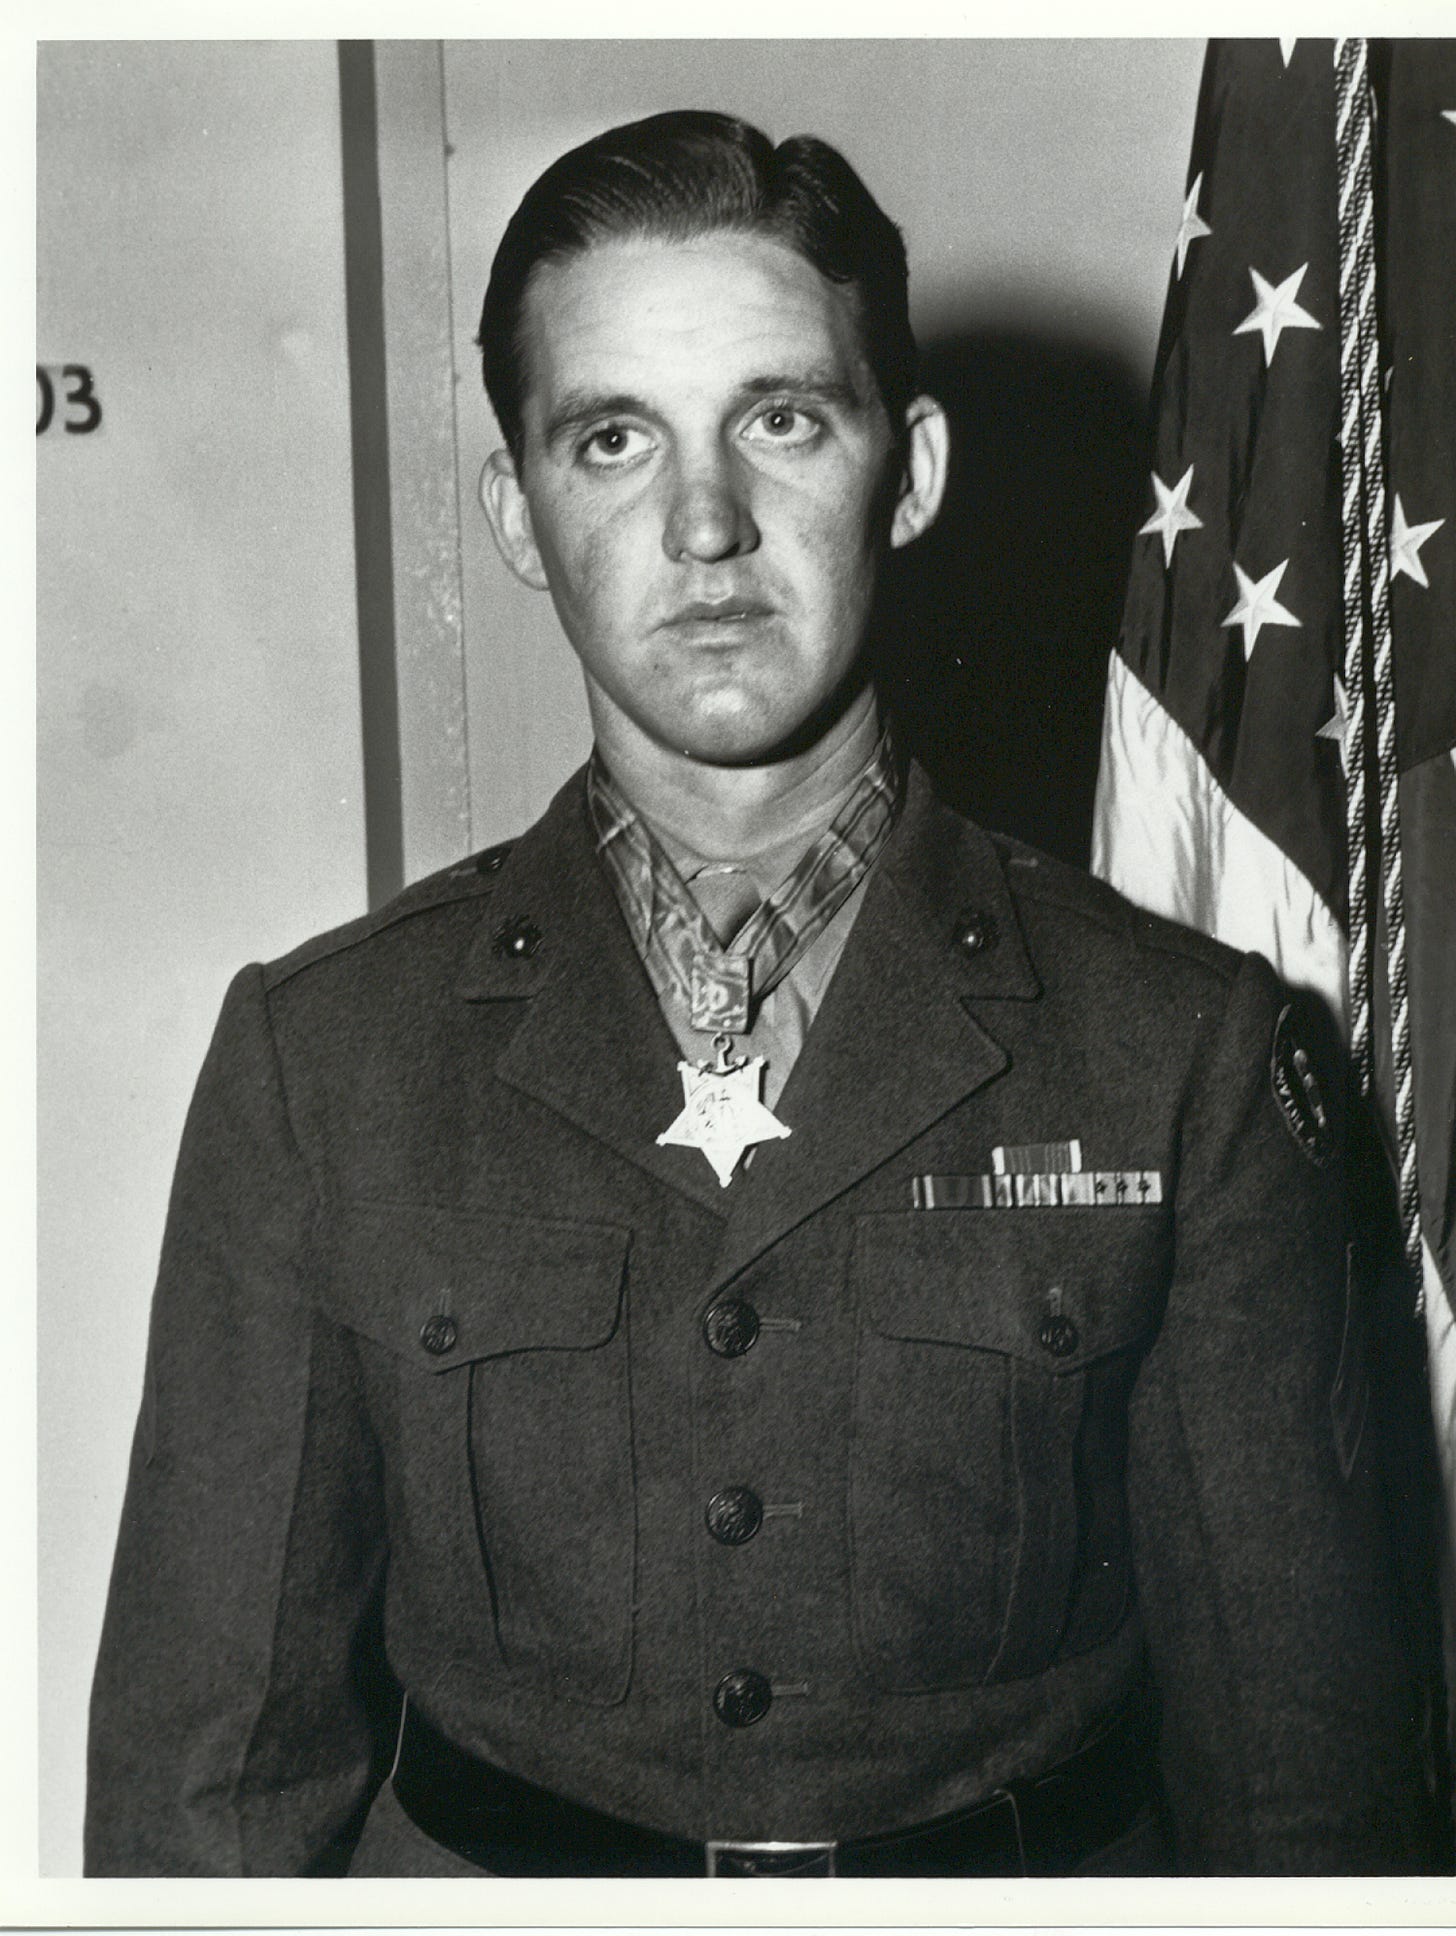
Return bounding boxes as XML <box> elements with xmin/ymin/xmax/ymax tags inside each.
<box><xmin>85</xmin><ymin>964</ymin><xmax>389</xmax><ymax>1876</ymax></box>
<box><xmin>1127</xmin><ymin>953</ymin><xmax>1437</xmax><ymax>1873</ymax></box>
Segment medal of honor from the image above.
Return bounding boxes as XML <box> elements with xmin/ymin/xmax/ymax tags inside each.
<box><xmin>657</xmin><ymin>1033</ymin><xmax>791</xmax><ymax>1188</ymax></box>
<box><xmin>588</xmin><ymin>732</ymin><xmax>899</xmax><ymax>1192</ymax></box>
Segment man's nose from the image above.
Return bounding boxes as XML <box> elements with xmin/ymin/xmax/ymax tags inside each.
<box><xmin>662</xmin><ymin>450</ymin><xmax>760</xmax><ymax>563</ymax></box>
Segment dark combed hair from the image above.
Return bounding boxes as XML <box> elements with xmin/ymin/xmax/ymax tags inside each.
<box><xmin>477</xmin><ymin>109</ymin><xmax>919</xmax><ymax>459</ymax></box>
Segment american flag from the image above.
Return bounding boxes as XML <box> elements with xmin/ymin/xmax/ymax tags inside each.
<box><xmin>1091</xmin><ymin>35</ymin><xmax>1455</xmax><ymax>1752</ymax></box>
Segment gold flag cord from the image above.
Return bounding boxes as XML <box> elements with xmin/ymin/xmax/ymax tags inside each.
<box><xmin>1334</xmin><ymin>36</ymin><xmax>1424</xmax><ymax>1301</ymax></box>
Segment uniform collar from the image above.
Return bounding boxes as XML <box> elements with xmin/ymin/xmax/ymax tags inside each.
<box><xmin>456</xmin><ymin>759</ymin><xmax>1038</xmax><ymax>1006</ymax></box>
<box><xmin>455</xmin><ymin>759</ymin><xmax>1042</xmax><ymax>1239</ymax></box>
<box><xmin>875</xmin><ymin>760</ymin><xmax>1041</xmax><ymax>1004</ymax></box>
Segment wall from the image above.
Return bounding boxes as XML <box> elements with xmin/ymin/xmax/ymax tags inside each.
<box><xmin>37</xmin><ymin>41</ymin><xmax>364</xmax><ymax>1876</ymax></box>
<box><xmin>439</xmin><ymin>40</ymin><xmax>1207</xmax><ymax>854</ymax></box>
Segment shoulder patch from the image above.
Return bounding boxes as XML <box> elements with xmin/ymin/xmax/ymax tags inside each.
<box><xmin>1270</xmin><ymin>1003</ymin><xmax>1334</xmax><ymax>1167</ymax></box>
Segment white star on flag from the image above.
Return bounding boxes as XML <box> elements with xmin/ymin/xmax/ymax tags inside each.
<box><xmin>1443</xmin><ymin>110</ymin><xmax>1456</xmax><ymax>127</ymax></box>
<box><xmin>1280</xmin><ymin>39</ymin><xmax>1298</xmax><ymax>67</ymax></box>
<box><xmin>1316</xmin><ymin>674</ymin><xmax>1349</xmax><ymax>773</ymax></box>
<box><xmin>1174</xmin><ymin>173</ymin><xmax>1212</xmax><ymax>278</ymax></box>
<box><xmin>1222</xmin><ymin>558</ymin><xmax>1302</xmax><ymax>659</ymax></box>
<box><xmin>1389</xmin><ymin>494</ymin><xmax>1446</xmax><ymax>587</ymax></box>
<box><xmin>1233</xmin><ymin>262</ymin><xmax>1322</xmax><ymax>365</ymax></box>
<box><xmin>1139</xmin><ymin>466</ymin><xmax>1204</xmax><ymax>566</ymax></box>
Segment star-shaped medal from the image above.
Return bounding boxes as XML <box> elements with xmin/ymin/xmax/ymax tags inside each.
<box><xmin>657</xmin><ymin>1034</ymin><xmax>791</xmax><ymax>1188</ymax></box>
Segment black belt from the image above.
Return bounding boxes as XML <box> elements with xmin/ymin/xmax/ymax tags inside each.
<box><xmin>391</xmin><ymin>1693</ymin><xmax>1158</xmax><ymax>1877</ymax></box>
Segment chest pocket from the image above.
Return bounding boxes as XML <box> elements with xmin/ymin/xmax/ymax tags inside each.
<box><xmin>848</xmin><ymin>1207</ymin><xmax>1167</xmax><ymax>1694</ymax></box>
<box><xmin>325</xmin><ymin>1201</ymin><xmax>635</xmax><ymax>1707</ymax></box>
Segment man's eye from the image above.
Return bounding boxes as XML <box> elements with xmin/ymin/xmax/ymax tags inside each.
<box><xmin>579</xmin><ymin>424</ymin><xmax>651</xmax><ymax>466</ymax></box>
<box><xmin>742</xmin><ymin>405</ymin><xmax>820</xmax><ymax>448</ymax></box>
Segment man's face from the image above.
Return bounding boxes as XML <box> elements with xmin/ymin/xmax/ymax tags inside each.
<box><xmin>483</xmin><ymin>230</ymin><xmax>941</xmax><ymax>767</ymax></box>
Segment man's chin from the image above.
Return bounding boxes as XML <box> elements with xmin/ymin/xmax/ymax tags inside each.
<box><xmin>666</xmin><ymin>711</ymin><xmax>822</xmax><ymax>770</ymax></box>
<box><xmin>670</xmin><ymin>681</ymin><xmax>875</xmax><ymax>771</ymax></box>
<box><xmin>595</xmin><ymin>664</ymin><xmax>876</xmax><ymax>773</ymax></box>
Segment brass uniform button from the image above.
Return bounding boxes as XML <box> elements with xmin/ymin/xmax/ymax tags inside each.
<box><xmin>1038</xmin><ymin>1313</ymin><xmax>1079</xmax><ymax>1358</ymax></box>
<box><xmin>493</xmin><ymin>917</ymin><xmax>542</xmax><ymax>959</ymax></box>
<box><xmin>713</xmin><ymin>1668</ymin><xmax>772</xmax><ymax>1728</ymax></box>
<box><xmin>703</xmin><ymin>1299</ymin><xmax>760</xmax><ymax>1358</ymax></box>
<box><xmin>954</xmin><ymin>907</ymin><xmax>998</xmax><ymax>957</ymax></box>
<box><xmin>705</xmin><ymin>1487</ymin><xmax>764</xmax><ymax>1546</ymax></box>
<box><xmin>419</xmin><ymin>1314</ymin><xmax>458</xmax><ymax>1357</ymax></box>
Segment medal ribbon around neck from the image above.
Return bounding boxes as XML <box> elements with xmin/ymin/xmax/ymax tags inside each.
<box><xmin>587</xmin><ymin>729</ymin><xmax>901</xmax><ymax>1036</ymax></box>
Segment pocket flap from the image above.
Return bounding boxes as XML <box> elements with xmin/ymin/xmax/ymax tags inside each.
<box><xmin>322</xmin><ymin>1200</ymin><xmax>631</xmax><ymax>1370</ymax></box>
<box><xmin>851</xmin><ymin>1208</ymin><xmax>1165</xmax><ymax>1372</ymax></box>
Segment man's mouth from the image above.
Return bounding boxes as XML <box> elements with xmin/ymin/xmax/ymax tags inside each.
<box><xmin>661</xmin><ymin>598</ymin><xmax>776</xmax><ymax>628</ymax></box>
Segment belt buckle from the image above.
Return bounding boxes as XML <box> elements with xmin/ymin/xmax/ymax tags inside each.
<box><xmin>706</xmin><ymin>1838</ymin><xmax>837</xmax><ymax>1877</ymax></box>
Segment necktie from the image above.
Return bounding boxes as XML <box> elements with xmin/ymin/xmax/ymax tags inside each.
<box><xmin>688</xmin><ymin>865</ymin><xmax>760</xmax><ymax>948</ymax></box>
<box><xmin>587</xmin><ymin>731</ymin><xmax>901</xmax><ymax>1036</ymax></box>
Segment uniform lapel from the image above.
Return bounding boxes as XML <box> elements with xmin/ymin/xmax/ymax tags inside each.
<box><xmin>456</xmin><ymin>771</ymin><xmax>730</xmax><ymax>1216</ymax></box>
<box><xmin>710</xmin><ymin>766</ymin><xmax>1041</xmax><ymax>1288</ymax></box>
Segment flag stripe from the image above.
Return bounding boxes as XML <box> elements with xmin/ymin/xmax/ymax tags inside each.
<box><xmin>1095</xmin><ymin>28</ymin><xmax>1456</xmax><ymax>1760</ymax></box>
<box><xmin>1093</xmin><ymin>651</ymin><xmax>1346</xmax><ymax>1011</ymax></box>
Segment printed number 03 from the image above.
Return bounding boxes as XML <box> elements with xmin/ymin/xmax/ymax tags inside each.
<box><xmin>36</xmin><ymin>365</ymin><xmax>102</xmax><ymax>435</ymax></box>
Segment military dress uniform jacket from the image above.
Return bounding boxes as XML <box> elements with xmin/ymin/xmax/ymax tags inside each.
<box><xmin>85</xmin><ymin>762</ymin><xmax>1431</xmax><ymax>1875</ymax></box>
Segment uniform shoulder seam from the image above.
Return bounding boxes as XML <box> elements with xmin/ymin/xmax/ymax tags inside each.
<box><xmin>993</xmin><ymin>835</ymin><xmax>1241</xmax><ymax>983</ymax></box>
<box><xmin>261</xmin><ymin>840</ymin><xmax>515</xmax><ymax>992</ymax></box>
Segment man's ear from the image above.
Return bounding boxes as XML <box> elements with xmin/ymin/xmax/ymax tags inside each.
<box><xmin>479</xmin><ymin>449</ymin><xmax>549</xmax><ymax>591</ymax></box>
<box><xmin>889</xmin><ymin>395</ymin><xmax>950</xmax><ymax>550</ymax></box>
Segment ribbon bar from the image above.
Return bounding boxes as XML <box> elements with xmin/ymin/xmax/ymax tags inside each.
<box><xmin>990</xmin><ymin>1140</ymin><xmax>1084</xmax><ymax>1175</ymax></box>
<box><xmin>912</xmin><ymin>1170</ymin><xmax>1163</xmax><ymax>1210</ymax></box>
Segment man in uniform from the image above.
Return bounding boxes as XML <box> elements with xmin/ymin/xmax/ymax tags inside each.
<box><xmin>87</xmin><ymin>110</ymin><xmax>1438</xmax><ymax>1876</ymax></box>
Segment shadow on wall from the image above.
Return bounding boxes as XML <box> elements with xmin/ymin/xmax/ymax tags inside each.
<box><xmin>877</xmin><ymin>328</ymin><xmax>1152</xmax><ymax>870</ymax></box>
